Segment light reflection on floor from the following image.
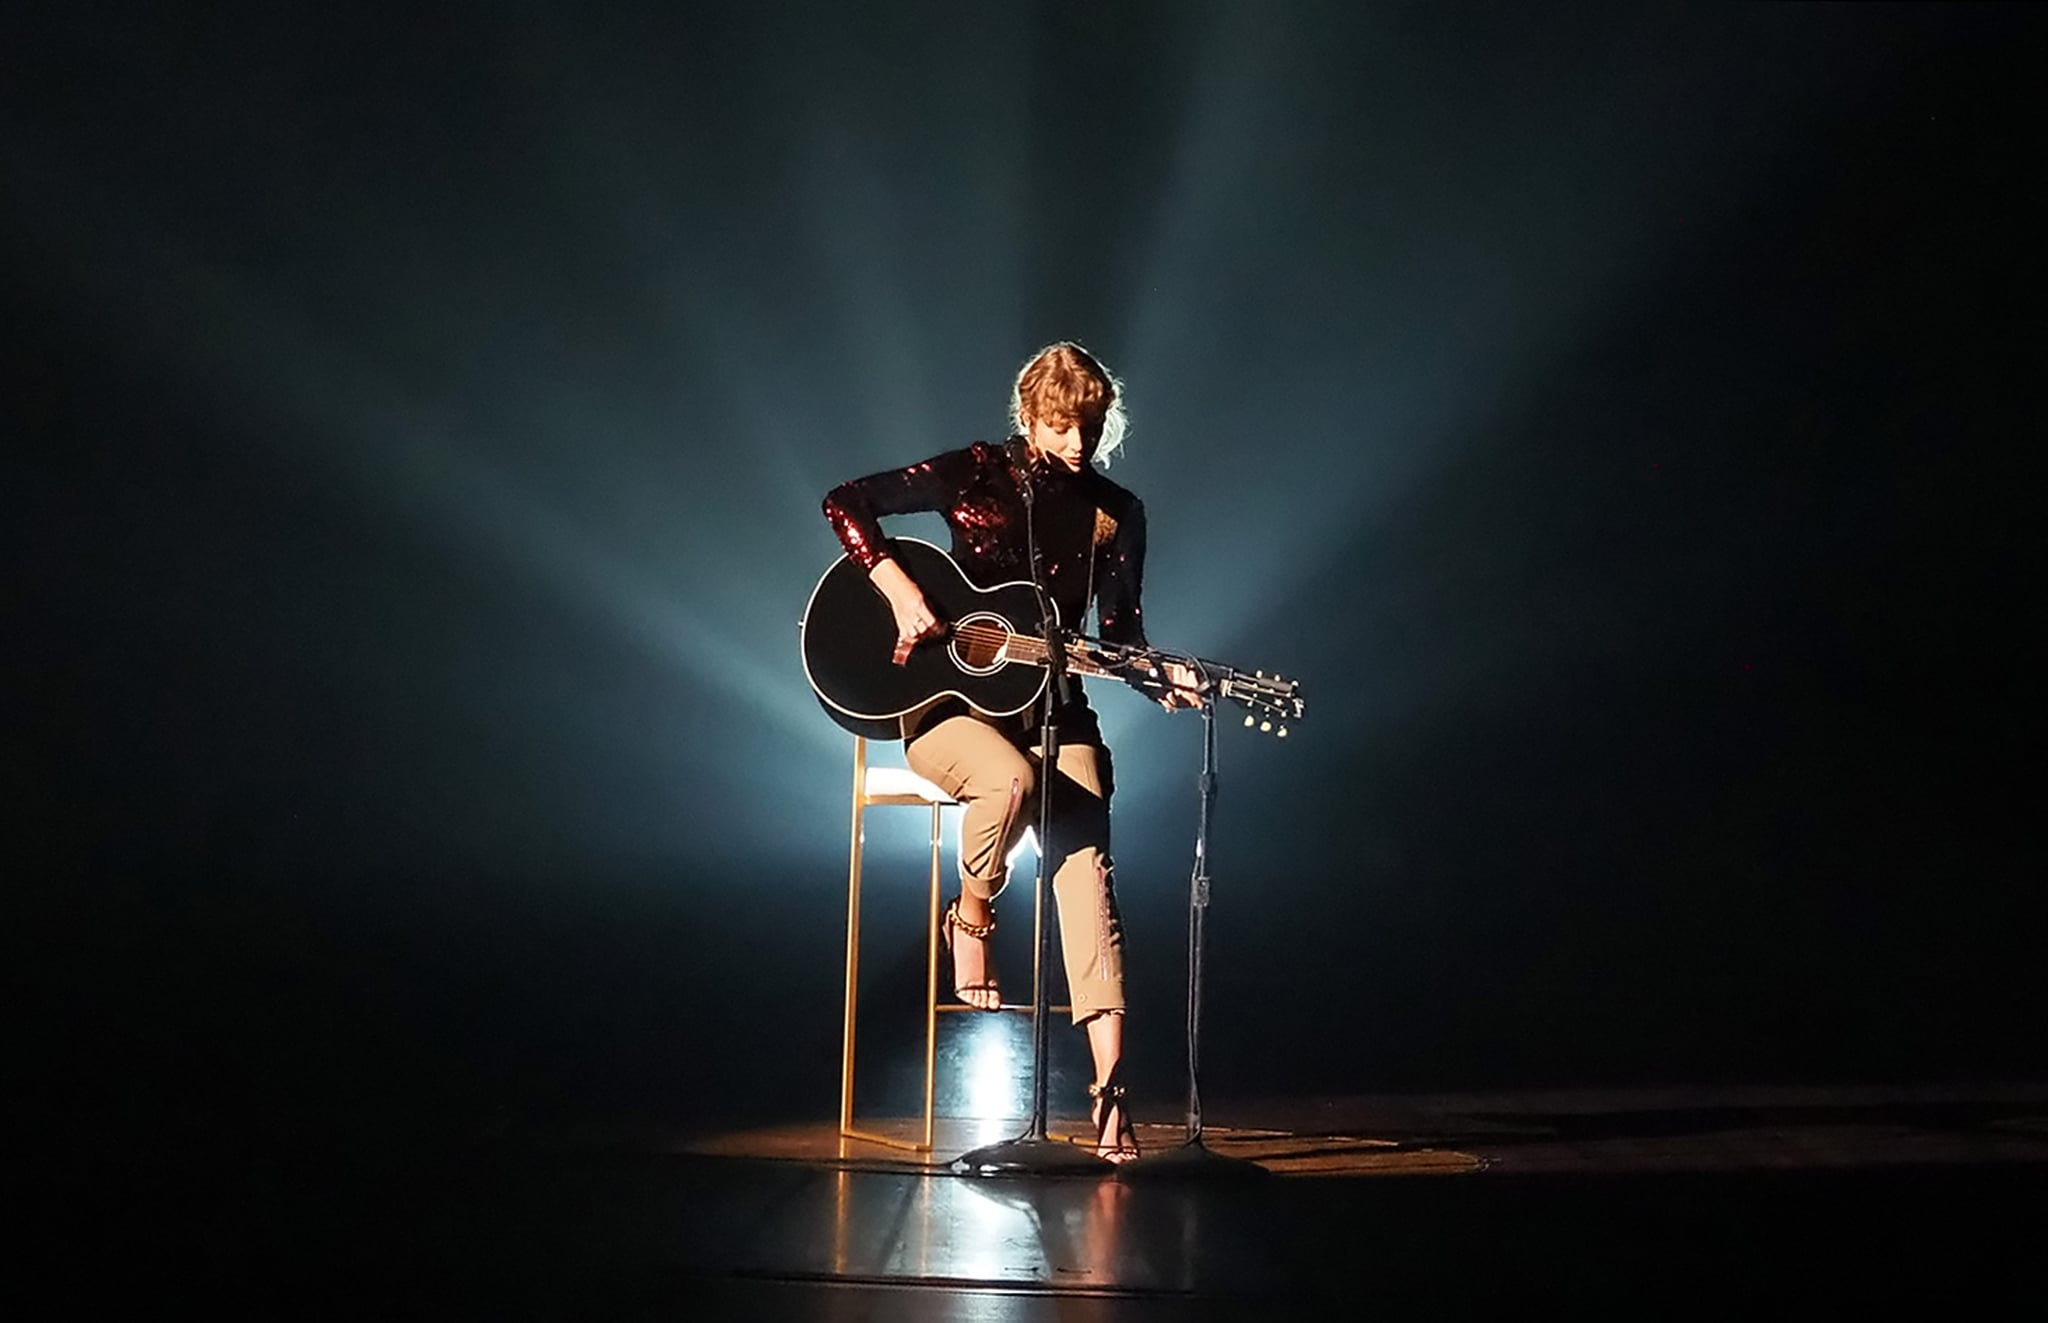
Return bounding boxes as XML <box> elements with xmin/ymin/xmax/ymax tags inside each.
<box><xmin>738</xmin><ymin>1156</ymin><xmax>1203</xmax><ymax>1289</ymax></box>
<box><xmin>958</xmin><ymin>1013</ymin><xmax>1026</xmax><ymax>1121</ymax></box>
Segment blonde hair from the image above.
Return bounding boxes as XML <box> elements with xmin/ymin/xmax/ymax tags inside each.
<box><xmin>1009</xmin><ymin>341</ymin><xmax>1128</xmax><ymax>466</ymax></box>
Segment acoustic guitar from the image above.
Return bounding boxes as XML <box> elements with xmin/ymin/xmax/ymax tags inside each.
<box><xmin>800</xmin><ymin>538</ymin><xmax>1303</xmax><ymax>739</ymax></box>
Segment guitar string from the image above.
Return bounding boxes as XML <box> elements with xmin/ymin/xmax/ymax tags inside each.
<box><xmin>946</xmin><ymin>622</ymin><xmax>1114</xmax><ymax>677</ymax></box>
<box><xmin>927</xmin><ymin>622</ymin><xmax>1292</xmax><ymax>713</ymax></box>
<box><xmin>947</xmin><ymin>623</ymin><xmax>1294</xmax><ymax>710</ymax></box>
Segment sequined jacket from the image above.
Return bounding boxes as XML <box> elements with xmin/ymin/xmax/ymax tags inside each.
<box><xmin>823</xmin><ymin>439</ymin><xmax>1150</xmax><ymax>740</ymax></box>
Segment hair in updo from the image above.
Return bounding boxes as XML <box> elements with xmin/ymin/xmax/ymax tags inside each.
<box><xmin>1009</xmin><ymin>341</ymin><xmax>1128</xmax><ymax>466</ymax></box>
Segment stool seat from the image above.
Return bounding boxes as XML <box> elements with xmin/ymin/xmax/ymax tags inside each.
<box><xmin>863</xmin><ymin>766</ymin><xmax>957</xmax><ymax>806</ymax></box>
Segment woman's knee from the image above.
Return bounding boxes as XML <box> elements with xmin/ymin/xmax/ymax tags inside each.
<box><xmin>907</xmin><ymin>720</ymin><xmax>1034</xmax><ymax>805</ymax></box>
<box><xmin>970</xmin><ymin>747</ymin><xmax>1034</xmax><ymax>806</ymax></box>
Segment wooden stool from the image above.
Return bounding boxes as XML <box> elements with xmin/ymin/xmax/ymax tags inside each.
<box><xmin>838</xmin><ymin>735</ymin><xmax>1054</xmax><ymax>1153</ymax></box>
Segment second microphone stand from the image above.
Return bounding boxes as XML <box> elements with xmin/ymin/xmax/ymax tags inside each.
<box><xmin>1120</xmin><ymin>691</ymin><xmax>1268</xmax><ymax>1178</ymax></box>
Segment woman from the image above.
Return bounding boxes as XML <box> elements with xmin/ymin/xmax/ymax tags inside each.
<box><xmin>821</xmin><ymin>341</ymin><xmax>1193</xmax><ymax>1162</ymax></box>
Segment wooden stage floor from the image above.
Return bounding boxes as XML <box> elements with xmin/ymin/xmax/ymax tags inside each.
<box><xmin>41</xmin><ymin>1083</ymin><xmax>2048</xmax><ymax>1315</ymax></box>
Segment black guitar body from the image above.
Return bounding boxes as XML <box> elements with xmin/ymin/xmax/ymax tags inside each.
<box><xmin>801</xmin><ymin>538</ymin><xmax>1053</xmax><ymax>738</ymax></box>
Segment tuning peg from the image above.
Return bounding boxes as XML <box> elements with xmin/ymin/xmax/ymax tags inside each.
<box><xmin>1259</xmin><ymin>720</ymin><xmax>1272</xmax><ymax>732</ymax></box>
<box><xmin>1277</xmin><ymin>726</ymin><xmax>1288</xmax><ymax>738</ymax></box>
<box><xmin>1243</xmin><ymin>715</ymin><xmax>1254</xmax><ymax>728</ymax></box>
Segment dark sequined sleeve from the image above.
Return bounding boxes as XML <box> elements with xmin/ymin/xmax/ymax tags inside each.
<box><xmin>1094</xmin><ymin>497</ymin><xmax>1149</xmax><ymax>646</ymax></box>
<box><xmin>822</xmin><ymin>448</ymin><xmax>976</xmax><ymax>572</ymax></box>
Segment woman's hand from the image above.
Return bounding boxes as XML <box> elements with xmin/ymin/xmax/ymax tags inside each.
<box><xmin>870</xmin><ymin>557</ymin><xmax>943</xmax><ymax>665</ymax></box>
<box><xmin>1158</xmin><ymin>660</ymin><xmax>1204</xmax><ymax>711</ymax></box>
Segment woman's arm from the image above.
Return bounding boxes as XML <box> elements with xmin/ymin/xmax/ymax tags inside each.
<box><xmin>1094</xmin><ymin>498</ymin><xmax>1148</xmax><ymax>647</ymax></box>
<box><xmin>822</xmin><ymin>448</ymin><xmax>971</xmax><ymax>663</ymax></box>
<box><xmin>1095</xmin><ymin>498</ymin><xmax>1199</xmax><ymax>708</ymax></box>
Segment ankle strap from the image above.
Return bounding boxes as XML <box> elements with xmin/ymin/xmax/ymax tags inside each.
<box><xmin>945</xmin><ymin>898</ymin><xmax>996</xmax><ymax>940</ymax></box>
<box><xmin>1088</xmin><ymin>1059</ymin><xmax>1128</xmax><ymax>1102</ymax></box>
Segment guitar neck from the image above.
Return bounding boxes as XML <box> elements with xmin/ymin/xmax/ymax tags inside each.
<box><xmin>969</xmin><ymin>627</ymin><xmax>1122</xmax><ymax>682</ymax></box>
<box><xmin>957</xmin><ymin>623</ymin><xmax>1233</xmax><ymax>693</ymax></box>
<box><xmin>1008</xmin><ymin>629</ymin><xmax>1304</xmax><ymax>728</ymax></box>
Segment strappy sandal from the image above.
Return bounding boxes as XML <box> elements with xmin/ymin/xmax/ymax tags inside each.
<box><xmin>1089</xmin><ymin>1059</ymin><xmax>1140</xmax><ymax>1163</ymax></box>
<box><xmin>942</xmin><ymin>897</ymin><xmax>1001</xmax><ymax>1011</ymax></box>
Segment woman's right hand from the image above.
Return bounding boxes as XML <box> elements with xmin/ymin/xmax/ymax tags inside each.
<box><xmin>870</xmin><ymin>557</ymin><xmax>943</xmax><ymax>665</ymax></box>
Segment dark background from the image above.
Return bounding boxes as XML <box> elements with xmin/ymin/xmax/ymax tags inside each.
<box><xmin>9</xmin><ymin>1</ymin><xmax>2042</xmax><ymax>1156</ymax></box>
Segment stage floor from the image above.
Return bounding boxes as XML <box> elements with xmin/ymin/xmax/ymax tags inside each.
<box><xmin>49</xmin><ymin>1083</ymin><xmax>2048</xmax><ymax>1314</ymax></box>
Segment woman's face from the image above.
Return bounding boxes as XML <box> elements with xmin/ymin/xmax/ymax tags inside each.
<box><xmin>1026</xmin><ymin>414</ymin><xmax>1100</xmax><ymax>471</ymax></box>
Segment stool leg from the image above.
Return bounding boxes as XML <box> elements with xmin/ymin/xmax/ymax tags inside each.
<box><xmin>840</xmin><ymin>737</ymin><xmax>867</xmax><ymax>1136</ymax></box>
<box><xmin>922</xmin><ymin>801</ymin><xmax>942</xmax><ymax>1153</ymax></box>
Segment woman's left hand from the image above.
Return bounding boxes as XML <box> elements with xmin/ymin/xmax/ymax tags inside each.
<box><xmin>1158</xmin><ymin>661</ymin><xmax>1204</xmax><ymax>711</ymax></box>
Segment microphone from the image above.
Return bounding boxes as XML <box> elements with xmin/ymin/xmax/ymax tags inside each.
<box><xmin>1008</xmin><ymin>433</ymin><xmax>1035</xmax><ymax>506</ymax></box>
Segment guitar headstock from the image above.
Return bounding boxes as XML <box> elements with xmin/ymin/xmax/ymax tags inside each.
<box><xmin>1217</xmin><ymin>669</ymin><xmax>1305</xmax><ymax>738</ymax></box>
<box><xmin>1068</xmin><ymin>636</ymin><xmax>1306</xmax><ymax>737</ymax></box>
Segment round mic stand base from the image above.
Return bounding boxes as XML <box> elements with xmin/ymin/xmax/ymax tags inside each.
<box><xmin>1118</xmin><ymin>1137</ymin><xmax>1271</xmax><ymax>1180</ymax></box>
<box><xmin>951</xmin><ymin>1135</ymin><xmax>1114</xmax><ymax>1177</ymax></box>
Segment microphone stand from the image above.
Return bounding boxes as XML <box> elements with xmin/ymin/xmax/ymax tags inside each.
<box><xmin>955</xmin><ymin>446</ymin><xmax>1111</xmax><ymax>1176</ymax></box>
<box><xmin>1120</xmin><ymin>677</ymin><xmax>1268</xmax><ymax>1180</ymax></box>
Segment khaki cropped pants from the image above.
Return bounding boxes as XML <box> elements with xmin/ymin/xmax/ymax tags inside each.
<box><xmin>905</xmin><ymin>713</ymin><xmax>1125</xmax><ymax>1024</ymax></box>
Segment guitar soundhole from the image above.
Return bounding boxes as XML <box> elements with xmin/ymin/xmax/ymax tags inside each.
<box><xmin>949</xmin><ymin>612</ymin><xmax>1012</xmax><ymax>675</ymax></box>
